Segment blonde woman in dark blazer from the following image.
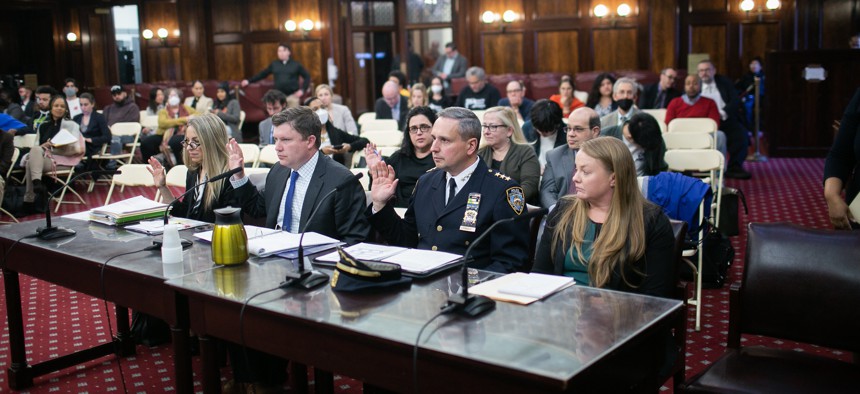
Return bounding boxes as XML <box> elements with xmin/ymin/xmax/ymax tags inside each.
<box><xmin>477</xmin><ymin>106</ymin><xmax>541</xmax><ymax>203</ymax></box>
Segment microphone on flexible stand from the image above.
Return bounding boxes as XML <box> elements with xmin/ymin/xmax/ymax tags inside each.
<box><xmin>153</xmin><ymin>167</ymin><xmax>243</xmax><ymax>249</ymax></box>
<box><xmin>443</xmin><ymin>207</ymin><xmax>548</xmax><ymax>317</ymax></box>
<box><xmin>281</xmin><ymin>172</ymin><xmax>364</xmax><ymax>290</ymax></box>
<box><xmin>36</xmin><ymin>169</ymin><xmax>122</xmax><ymax>240</ymax></box>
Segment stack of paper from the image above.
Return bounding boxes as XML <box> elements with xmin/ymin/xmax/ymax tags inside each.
<box><xmin>316</xmin><ymin>243</ymin><xmax>462</xmax><ymax>276</ymax></box>
<box><xmin>50</xmin><ymin>129</ymin><xmax>77</xmax><ymax>146</ymax></box>
<box><xmin>89</xmin><ymin>196</ymin><xmax>168</xmax><ymax>226</ymax></box>
<box><xmin>469</xmin><ymin>273</ymin><xmax>574</xmax><ymax>305</ymax></box>
<box><xmin>194</xmin><ymin>226</ymin><xmax>339</xmax><ymax>257</ymax></box>
<box><xmin>125</xmin><ymin>217</ymin><xmax>209</xmax><ymax>235</ymax></box>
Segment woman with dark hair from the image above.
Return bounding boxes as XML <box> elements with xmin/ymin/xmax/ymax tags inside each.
<box><xmin>529</xmin><ymin>99</ymin><xmax>566</xmax><ymax>168</ymax></box>
<box><xmin>146</xmin><ymin>87</ymin><xmax>165</xmax><ymax>116</ymax></box>
<box><xmin>549</xmin><ymin>76</ymin><xmax>585</xmax><ymax>117</ymax></box>
<box><xmin>184</xmin><ymin>80</ymin><xmax>213</xmax><ymax>112</ymax></box>
<box><xmin>210</xmin><ymin>82</ymin><xmax>241</xmax><ymax>138</ymax></box>
<box><xmin>622</xmin><ymin>112</ymin><xmax>668</xmax><ymax>176</ymax></box>
<box><xmin>364</xmin><ymin>106</ymin><xmax>437</xmax><ymax>207</ymax></box>
<box><xmin>586</xmin><ymin>73</ymin><xmax>618</xmax><ymax>118</ymax></box>
<box><xmin>22</xmin><ymin>95</ymin><xmax>85</xmax><ymax>212</ymax></box>
<box><xmin>74</xmin><ymin>92</ymin><xmax>111</xmax><ymax>163</ymax></box>
<box><xmin>304</xmin><ymin>96</ymin><xmax>369</xmax><ymax>166</ymax></box>
<box><xmin>427</xmin><ymin>76</ymin><xmax>452</xmax><ymax>113</ymax></box>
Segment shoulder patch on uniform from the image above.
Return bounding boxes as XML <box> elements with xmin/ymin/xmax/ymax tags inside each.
<box><xmin>506</xmin><ymin>187</ymin><xmax>525</xmax><ymax>215</ymax></box>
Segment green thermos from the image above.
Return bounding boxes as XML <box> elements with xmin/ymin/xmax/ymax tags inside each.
<box><xmin>211</xmin><ymin>207</ymin><xmax>248</xmax><ymax>265</ymax></box>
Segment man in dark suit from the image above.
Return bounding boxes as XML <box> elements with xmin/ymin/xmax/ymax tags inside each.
<box><xmin>540</xmin><ymin>107</ymin><xmax>601</xmax><ymax>208</ymax></box>
<box><xmin>374</xmin><ymin>80</ymin><xmax>408</xmax><ymax>131</ymax></box>
<box><xmin>432</xmin><ymin>42</ymin><xmax>468</xmax><ymax>88</ymax></box>
<box><xmin>18</xmin><ymin>86</ymin><xmax>35</xmax><ymax>124</ymax></box>
<box><xmin>225</xmin><ymin>106</ymin><xmax>369</xmax><ymax>391</ymax></box>
<box><xmin>640</xmin><ymin>67</ymin><xmax>681</xmax><ymax>109</ymax></box>
<box><xmin>368</xmin><ymin>107</ymin><xmax>529</xmax><ymax>273</ymax></box>
<box><xmin>697</xmin><ymin>59</ymin><xmax>751</xmax><ymax>179</ymax></box>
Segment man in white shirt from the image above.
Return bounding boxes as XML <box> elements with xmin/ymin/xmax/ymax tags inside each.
<box><xmin>697</xmin><ymin>60</ymin><xmax>751</xmax><ymax>179</ymax></box>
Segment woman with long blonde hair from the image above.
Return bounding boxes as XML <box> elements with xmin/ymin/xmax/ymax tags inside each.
<box><xmin>477</xmin><ymin>106</ymin><xmax>540</xmax><ymax>203</ymax></box>
<box><xmin>147</xmin><ymin>113</ymin><xmax>235</xmax><ymax>223</ymax></box>
<box><xmin>533</xmin><ymin>136</ymin><xmax>674</xmax><ymax>297</ymax></box>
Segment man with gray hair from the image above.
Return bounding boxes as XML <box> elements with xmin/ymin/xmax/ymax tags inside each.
<box><xmin>455</xmin><ymin>67</ymin><xmax>501</xmax><ymax>110</ymax></box>
<box><xmin>374</xmin><ymin>80</ymin><xmax>409</xmax><ymax>131</ymax></box>
<box><xmin>368</xmin><ymin>107</ymin><xmax>529</xmax><ymax>273</ymax></box>
<box><xmin>600</xmin><ymin>77</ymin><xmax>640</xmax><ymax>129</ymax></box>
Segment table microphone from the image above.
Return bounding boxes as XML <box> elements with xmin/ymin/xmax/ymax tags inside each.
<box><xmin>153</xmin><ymin>167</ymin><xmax>242</xmax><ymax>249</ymax></box>
<box><xmin>36</xmin><ymin>169</ymin><xmax>121</xmax><ymax>241</ymax></box>
<box><xmin>281</xmin><ymin>172</ymin><xmax>363</xmax><ymax>290</ymax></box>
<box><xmin>444</xmin><ymin>207</ymin><xmax>548</xmax><ymax>317</ymax></box>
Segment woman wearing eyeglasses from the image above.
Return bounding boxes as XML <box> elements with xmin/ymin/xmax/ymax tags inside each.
<box><xmin>147</xmin><ymin>113</ymin><xmax>236</xmax><ymax>223</ymax></box>
<box><xmin>477</xmin><ymin>106</ymin><xmax>541</xmax><ymax>203</ymax></box>
<box><xmin>364</xmin><ymin>106</ymin><xmax>437</xmax><ymax>207</ymax></box>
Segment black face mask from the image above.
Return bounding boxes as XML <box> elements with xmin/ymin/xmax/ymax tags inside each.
<box><xmin>617</xmin><ymin>98</ymin><xmax>634</xmax><ymax>112</ymax></box>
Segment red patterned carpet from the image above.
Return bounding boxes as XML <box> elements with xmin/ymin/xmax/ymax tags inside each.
<box><xmin>0</xmin><ymin>158</ymin><xmax>844</xmax><ymax>393</ymax></box>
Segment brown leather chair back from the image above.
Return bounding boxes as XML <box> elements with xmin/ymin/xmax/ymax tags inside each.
<box><xmin>739</xmin><ymin>223</ymin><xmax>860</xmax><ymax>351</ymax></box>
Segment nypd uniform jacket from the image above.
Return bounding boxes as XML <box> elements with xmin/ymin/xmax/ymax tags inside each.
<box><xmin>368</xmin><ymin>159</ymin><xmax>530</xmax><ymax>273</ymax></box>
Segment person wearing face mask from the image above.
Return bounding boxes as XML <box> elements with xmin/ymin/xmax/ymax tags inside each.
<box><xmin>62</xmin><ymin>78</ymin><xmax>83</xmax><ymax>119</ymax></box>
<box><xmin>314</xmin><ymin>84</ymin><xmax>358</xmax><ymax>135</ymax></box>
<box><xmin>140</xmin><ymin>88</ymin><xmax>196</xmax><ymax>164</ymax></box>
<box><xmin>304</xmin><ymin>96</ymin><xmax>368</xmax><ymax>166</ymax></box>
<box><xmin>599</xmin><ymin>77</ymin><xmax>640</xmax><ymax>130</ymax></box>
<box><xmin>427</xmin><ymin>76</ymin><xmax>452</xmax><ymax>113</ymax></box>
<box><xmin>73</xmin><ymin>93</ymin><xmax>111</xmax><ymax>169</ymax></box>
<box><xmin>210</xmin><ymin>82</ymin><xmax>241</xmax><ymax>138</ymax></box>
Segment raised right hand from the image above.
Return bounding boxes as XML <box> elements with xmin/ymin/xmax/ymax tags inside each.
<box><xmin>370</xmin><ymin>161</ymin><xmax>398</xmax><ymax>211</ymax></box>
<box><xmin>147</xmin><ymin>156</ymin><xmax>166</xmax><ymax>187</ymax></box>
<box><xmin>225</xmin><ymin>138</ymin><xmax>245</xmax><ymax>179</ymax></box>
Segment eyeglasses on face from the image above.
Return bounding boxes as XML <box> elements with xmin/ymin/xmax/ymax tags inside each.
<box><xmin>408</xmin><ymin>124</ymin><xmax>432</xmax><ymax>134</ymax></box>
<box><xmin>481</xmin><ymin>124</ymin><xmax>507</xmax><ymax>132</ymax></box>
<box><xmin>564</xmin><ymin>126</ymin><xmax>589</xmax><ymax>134</ymax></box>
<box><xmin>181</xmin><ymin>140</ymin><xmax>201</xmax><ymax>150</ymax></box>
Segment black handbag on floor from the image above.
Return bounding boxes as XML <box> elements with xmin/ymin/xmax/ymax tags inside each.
<box><xmin>719</xmin><ymin>187</ymin><xmax>748</xmax><ymax>237</ymax></box>
<box><xmin>681</xmin><ymin>226</ymin><xmax>735</xmax><ymax>289</ymax></box>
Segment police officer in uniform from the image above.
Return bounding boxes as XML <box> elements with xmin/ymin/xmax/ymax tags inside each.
<box><xmin>368</xmin><ymin>107</ymin><xmax>529</xmax><ymax>273</ymax></box>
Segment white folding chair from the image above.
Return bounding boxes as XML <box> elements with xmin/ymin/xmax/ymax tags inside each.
<box><xmin>663</xmin><ymin>132</ymin><xmax>714</xmax><ymax>150</ymax></box>
<box><xmin>141</xmin><ymin>115</ymin><xmax>159</xmax><ymax>131</ymax></box>
<box><xmin>664</xmin><ymin>149</ymin><xmax>724</xmax><ymax>331</ymax></box>
<box><xmin>258</xmin><ymin>145</ymin><xmax>278</xmax><ymax>167</ymax></box>
<box><xmin>13</xmin><ymin>134</ymin><xmax>37</xmax><ymax>150</ymax></box>
<box><xmin>238</xmin><ymin>143</ymin><xmax>260</xmax><ymax>168</ymax></box>
<box><xmin>88</xmin><ymin>122</ymin><xmax>143</xmax><ymax>192</ymax></box>
<box><xmin>238</xmin><ymin>110</ymin><xmax>246</xmax><ymax>131</ymax></box>
<box><xmin>105</xmin><ymin>164</ymin><xmax>156</xmax><ymax>205</ymax></box>
<box><xmin>350</xmin><ymin>168</ymin><xmax>369</xmax><ymax>190</ymax></box>
<box><xmin>472</xmin><ymin>110</ymin><xmax>487</xmax><ymax>122</ymax></box>
<box><xmin>642</xmin><ymin>108</ymin><xmax>667</xmax><ymax>125</ymax></box>
<box><xmin>667</xmin><ymin>117</ymin><xmax>718</xmax><ymax>149</ymax></box>
<box><xmin>49</xmin><ymin>166</ymin><xmax>87</xmax><ymax>213</ymax></box>
<box><xmin>154</xmin><ymin>165</ymin><xmax>188</xmax><ymax>202</ymax></box>
<box><xmin>361</xmin><ymin>119</ymin><xmax>399</xmax><ymax>132</ymax></box>
<box><xmin>360</xmin><ymin>130</ymin><xmax>402</xmax><ymax>147</ymax></box>
<box><xmin>1</xmin><ymin>148</ymin><xmax>21</xmax><ymax>223</ymax></box>
<box><xmin>356</xmin><ymin>112</ymin><xmax>377</xmax><ymax>127</ymax></box>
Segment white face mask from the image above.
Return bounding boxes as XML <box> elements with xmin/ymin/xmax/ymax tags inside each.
<box><xmin>430</xmin><ymin>85</ymin><xmax>443</xmax><ymax>94</ymax></box>
<box><xmin>316</xmin><ymin>109</ymin><xmax>328</xmax><ymax>124</ymax></box>
<box><xmin>168</xmin><ymin>96</ymin><xmax>180</xmax><ymax>107</ymax></box>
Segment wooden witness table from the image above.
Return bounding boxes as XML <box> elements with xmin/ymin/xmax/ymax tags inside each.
<box><xmin>167</xmin><ymin>258</ymin><xmax>683</xmax><ymax>393</ymax></box>
<box><xmin>0</xmin><ymin>218</ymin><xmax>203</xmax><ymax>393</ymax></box>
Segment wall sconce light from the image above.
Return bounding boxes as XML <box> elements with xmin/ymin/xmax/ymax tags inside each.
<box><xmin>592</xmin><ymin>3</ymin><xmax>634</xmax><ymax>25</ymax></box>
<box><xmin>156</xmin><ymin>28</ymin><xmax>169</xmax><ymax>45</ymax></box>
<box><xmin>740</xmin><ymin>0</ymin><xmax>780</xmax><ymax>21</ymax></box>
<box><xmin>284</xmin><ymin>19</ymin><xmax>314</xmax><ymax>38</ymax></box>
<box><xmin>481</xmin><ymin>9</ymin><xmax>517</xmax><ymax>32</ymax></box>
<box><xmin>284</xmin><ymin>19</ymin><xmax>297</xmax><ymax>32</ymax></box>
<box><xmin>142</xmin><ymin>29</ymin><xmax>154</xmax><ymax>40</ymax></box>
<box><xmin>66</xmin><ymin>32</ymin><xmax>78</xmax><ymax>42</ymax></box>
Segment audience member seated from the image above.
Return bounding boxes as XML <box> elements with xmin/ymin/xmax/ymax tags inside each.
<box><xmin>29</xmin><ymin>86</ymin><xmax>58</xmax><ymax>133</ymax></box>
<box><xmin>824</xmin><ymin>87</ymin><xmax>860</xmax><ymax>230</ymax></box>
<box><xmin>184</xmin><ymin>80</ymin><xmax>213</xmax><ymax>113</ymax></box>
<box><xmin>103</xmin><ymin>85</ymin><xmax>141</xmax><ymax>127</ymax></box>
<box><xmin>697</xmin><ymin>59</ymin><xmax>751</xmax><ymax>179</ymax></box>
<box><xmin>427</xmin><ymin>76</ymin><xmax>452</xmax><ymax>113</ymax></box>
<box><xmin>600</xmin><ymin>77</ymin><xmax>640</xmax><ymax>129</ymax></box>
<box><xmin>621</xmin><ymin>113</ymin><xmax>668</xmax><ymax>176</ymax></box>
<box><xmin>409</xmin><ymin>83</ymin><xmax>428</xmax><ymax>109</ymax></box>
<box><xmin>305</xmin><ymin>96</ymin><xmax>368</xmax><ymax>167</ymax></box>
<box><xmin>528</xmin><ymin>99</ymin><xmax>567</xmax><ymax>169</ymax></box>
<box><xmin>550</xmin><ymin>76</ymin><xmax>585</xmax><ymax>118</ymax></box>
<box><xmin>499</xmin><ymin>80</ymin><xmax>534</xmax><ymax>122</ymax></box>
<box><xmin>315</xmin><ymin>84</ymin><xmax>358</xmax><ymax>135</ymax></box>
<box><xmin>432</xmin><ymin>42</ymin><xmax>468</xmax><ymax>89</ymax></box>
<box><xmin>533</xmin><ymin>136</ymin><xmax>674</xmax><ymax>297</ymax></box>
<box><xmin>586</xmin><ymin>73</ymin><xmax>618</xmax><ymax>118</ymax></box>
<box><xmin>665</xmin><ymin>74</ymin><xmax>728</xmax><ymax>160</ymax></box>
<box><xmin>477</xmin><ymin>106</ymin><xmax>541</xmax><ymax>203</ymax></box>
<box><xmin>367</xmin><ymin>107</ymin><xmax>529</xmax><ymax>273</ymax></box>
<box><xmin>210</xmin><ymin>82</ymin><xmax>241</xmax><ymax>139</ymax></box>
<box><xmin>374</xmin><ymin>81</ymin><xmax>409</xmax><ymax>131</ymax></box>
<box><xmin>364</xmin><ymin>106</ymin><xmax>437</xmax><ymax>207</ymax></box>
<box><xmin>455</xmin><ymin>66</ymin><xmax>501</xmax><ymax>111</ymax></box>
<box><xmin>62</xmin><ymin>78</ymin><xmax>83</xmax><ymax>119</ymax></box>
<box><xmin>145</xmin><ymin>87</ymin><xmax>165</xmax><ymax>117</ymax></box>
<box><xmin>540</xmin><ymin>107</ymin><xmax>601</xmax><ymax>208</ymax></box>
<box><xmin>388</xmin><ymin>70</ymin><xmax>410</xmax><ymax>98</ymax></box>
<box><xmin>22</xmin><ymin>96</ymin><xmax>85</xmax><ymax>214</ymax></box>
<box><xmin>18</xmin><ymin>86</ymin><xmax>35</xmax><ymax>124</ymax></box>
<box><xmin>0</xmin><ymin>89</ymin><xmax>25</xmax><ymax>121</ymax></box>
<box><xmin>140</xmin><ymin>88</ymin><xmax>196</xmax><ymax>165</ymax></box>
<box><xmin>148</xmin><ymin>113</ymin><xmax>236</xmax><ymax>223</ymax></box>
<box><xmin>640</xmin><ymin>67</ymin><xmax>681</xmax><ymax>110</ymax></box>
<box><xmin>73</xmin><ymin>93</ymin><xmax>111</xmax><ymax>167</ymax></box>
<box><xmin>259</xmin><ymin>89</ymin><xmax>286</xmax><ymax>146</ymax></box>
